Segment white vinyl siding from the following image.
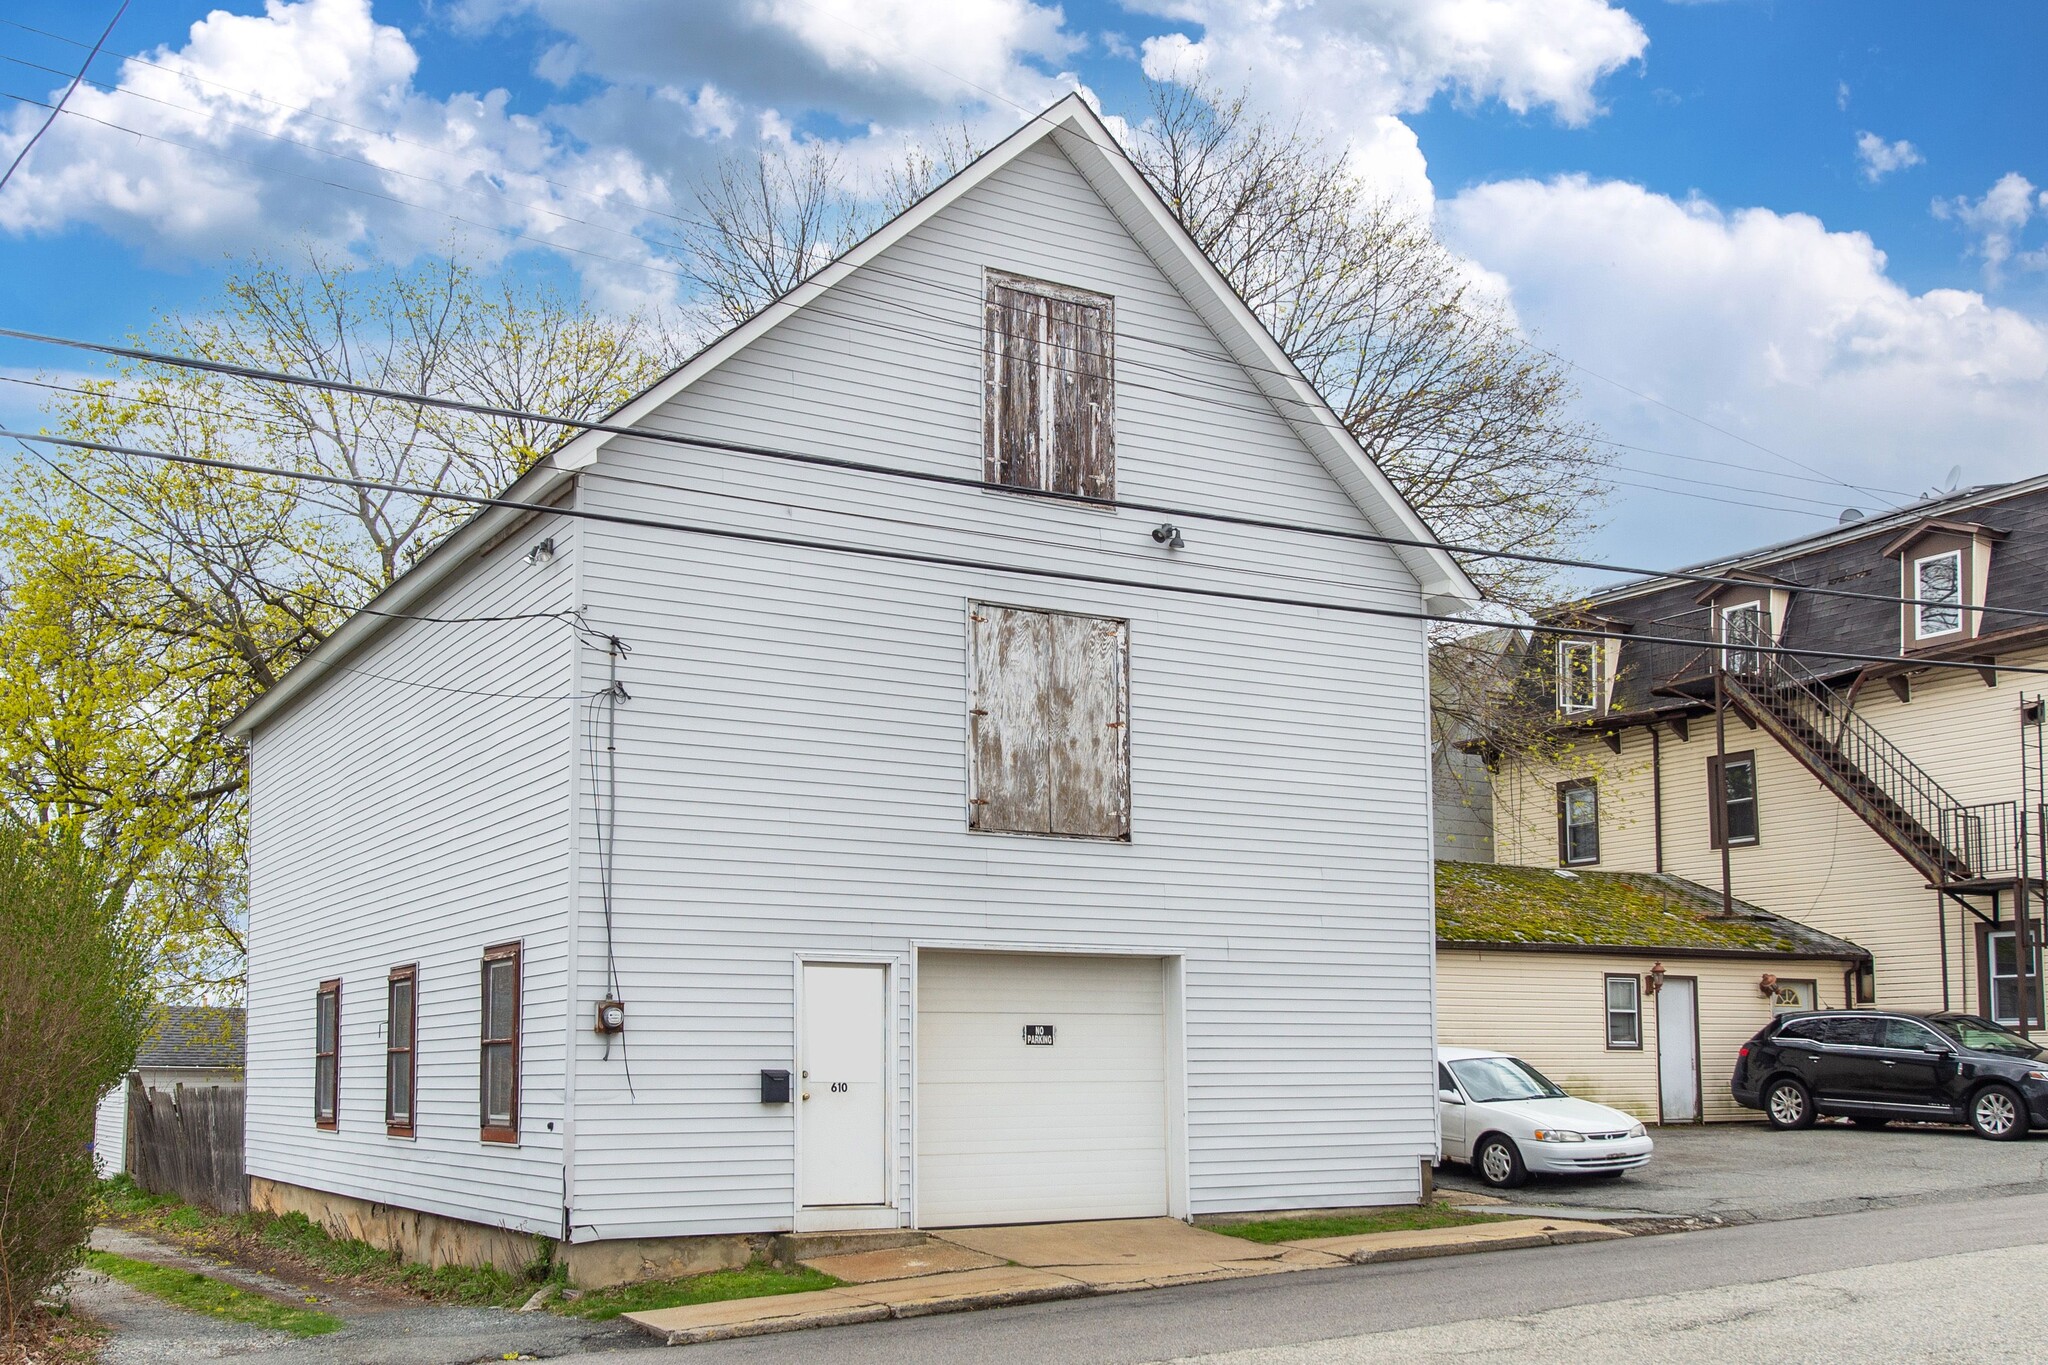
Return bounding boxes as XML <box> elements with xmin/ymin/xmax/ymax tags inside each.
<box><xmin>243</xmin><ymin>512</ymin><xmax>577</xmax><ymax>1237</ymax></box>
<box><xmin>563</xmin><ymin>138</ymin><xmax>1438</xmax><ymax>1237</ymax></box>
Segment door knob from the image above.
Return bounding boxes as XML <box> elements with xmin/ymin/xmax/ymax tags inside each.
<box><xmin>801</xmin><ymin>1092</ymin><xmax>810</xmax><ymax>1101</ymax></box>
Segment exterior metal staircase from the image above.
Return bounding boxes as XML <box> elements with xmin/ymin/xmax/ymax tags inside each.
<box><xmin>1718</xmin><ymin>639</ymin><xmax>2017</xmax><ymax>890</ymax></box>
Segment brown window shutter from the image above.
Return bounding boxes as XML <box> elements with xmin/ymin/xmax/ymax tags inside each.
<box><xmin>1047</xmin><ymin>613</ymin><xmax>1131</xmax><ymax>838</ymax></box>
<box><xmin>1049</xmin><ymin>297</ymin><xmax>1114</xmax><ymax>498</ymax></box>
<box><xmin>986</xmin><ymin>285</ymin><xmax>1044</xmax><ymax>490</ymax></box>
<box><xmin>969</xmin><ymin>605</ymin><xmax>1053</xmax><ymax>833</ymax></box>
<box><xmin>1707</xmin><ymin>755</ymin><xmax>1726</xmax><ymax>849</ymax></box>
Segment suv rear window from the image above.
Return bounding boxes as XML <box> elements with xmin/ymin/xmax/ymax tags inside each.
<box><xmin>1776</xmin><ymin>1018</ymin><xmax>1828</xmax><ymax>1042</ymax></box>
<box><xmin>1823</xmin><ymin>1017</ymin><xmax>1886</xmax><ymax>1046</ymax></box>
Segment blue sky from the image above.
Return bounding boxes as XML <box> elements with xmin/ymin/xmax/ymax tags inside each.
<box><xmin>3</xmin><ymin>0</ymin><xmax>2045</xmax><ymax>582</ymax></box>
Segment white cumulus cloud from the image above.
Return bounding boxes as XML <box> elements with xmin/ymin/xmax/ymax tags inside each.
<box><xmin>1854</xmin><ymin>131</ymin><xmax>1922</xmax><ymax>183</ymax></box>
<box><xmin>1933</xmin><ymin>172</ymin><xmax>2046</xmax><ymax>285</ymax></box>
<box><xmin>1441</xmin><ymin>175</ymin><xmax>2048</xmax><ymax>558</ymax></box>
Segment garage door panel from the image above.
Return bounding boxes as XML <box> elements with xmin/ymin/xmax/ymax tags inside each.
<box><xmin>916</xmin><ymin>952</ymin><xmax>1171</xmax><ymax>1227</ymax></box>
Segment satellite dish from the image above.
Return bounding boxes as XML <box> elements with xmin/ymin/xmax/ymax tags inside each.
<box><xmin>1838</xmin><ymin>507</ymin><xmax>1864</xmax><ymax>524</ymax></box>
<box><xmin>1945</xmin><ymin>464</ymin><xmax>1963</xmax><ymax>492</ymax></box>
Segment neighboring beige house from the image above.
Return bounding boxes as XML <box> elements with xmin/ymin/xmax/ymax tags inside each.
<box><xmin>1436</xmin><ymin>862</ymin><xmax>1865</xmax><ymax>1124</ymax></box>
<box><xmin>1478</xmin><ymin>476</ymin><xmax>2048</xmax><ymax>1038</ymax></box>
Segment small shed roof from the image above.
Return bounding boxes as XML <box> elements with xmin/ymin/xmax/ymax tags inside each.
<box><xmin>1436</xmin><ymin>861</ymin><xmax>1867</xmax><ymax>959</ymax></box>
<box><xmin>137</xmin><ymin>1005</ymin><xmax>245</xmax><ymax>1070</ymax></box>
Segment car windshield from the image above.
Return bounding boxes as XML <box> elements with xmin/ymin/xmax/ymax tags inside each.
<box><xmin>1932</xmin><ymin>1016</ymin><xmax>2045</xmax><ymax>1059</ymax></box>
<box><xmin>1447</xmin><ymin>1056</ymin><xmax>1567</xmax><ymax>1103</ymax></box>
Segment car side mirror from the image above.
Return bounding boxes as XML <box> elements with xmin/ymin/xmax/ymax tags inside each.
<box><xmin>1438</xmin><ymin>1088</ymin><xmax>1464</xmax><ymax>1105</ymax></box>
<box><xmin>1923</xmin><ymin>1044</ymin><xmax>1956</xmax><ymax>1058</ymax></box>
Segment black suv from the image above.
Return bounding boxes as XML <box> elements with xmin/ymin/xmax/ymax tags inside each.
<box><xmin>1732</xmin><ymin>1010</ymin><xmax>2048</xmax><ymax>1140</ymax></box>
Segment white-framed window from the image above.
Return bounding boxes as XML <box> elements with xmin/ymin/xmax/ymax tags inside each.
<box><xmin>1914</xmin><ymin>549</ymin><xmax>1963</xmax><ymax>638</ymax></box>
<box><xmin>1711</xmin><ymin>751</ymin><xmax>1760</xmax><ymax>848</ymax></box>
<box><xmin>1985</xmin><ymin>925</ymin><xmax>2042</xmax><ymax>1027</ymax></box>
<box><xmin>1557</xmin><ymin>780</ymin><xmax>1599</xmax><ymax>866</ymax></box>
<box><xmin>1604</xmin><ymin>974</ymin><xmax>1641</xmax><ymax>1049</ymax></box>
<box><xmin>1556</xmin><ymin>639</ymin><xmax>1598</xmax><ymax>714</ymax></box>
<box><xmin>1720</xmin><ymin>601</ymin><xmax>1765</xmax><ymax>675</ymax></box>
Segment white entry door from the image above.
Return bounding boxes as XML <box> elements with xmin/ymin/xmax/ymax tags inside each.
<box><xmin>799</xmin><ymin>963</ymin><xmax>889</xmax><ymax>1218</ymax></box>
<box><xmin>916</xmin><ymin>951</ymin><xmax>1170</xmax><ymax>1227</ymax></box>
<box><xmin>1657</xmin><ymin>976</ymin><xmax>1701</xmax><ymax>1124</ymax></box>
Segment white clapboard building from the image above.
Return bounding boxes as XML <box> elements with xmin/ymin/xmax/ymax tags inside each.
<box><xmin>233</xmin><ymin>95</ymin><xmax>1478</xmax><ymax>1282</ymax></box>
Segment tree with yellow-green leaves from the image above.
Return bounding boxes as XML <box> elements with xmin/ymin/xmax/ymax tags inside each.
<box><xmin>0</xmin><ymin>250</ymin><xmax>685</xmax><ymax>996</ymax></box>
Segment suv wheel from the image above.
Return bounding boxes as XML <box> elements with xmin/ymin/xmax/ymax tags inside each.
<box><xmin>1473</xmin><ymin>1134</ymin><xmax>1528</xmax><ymax>1189</ymax></box>
<box><xmin>1765</xmin><ymin>1078</ymin><xmax>1816</xmax><ymax>1130</ymax></box>
<box><xmin>1969</xmin><ymin>1085</ymin><xmax>2028</xmax><ymax>1141</ymax></box>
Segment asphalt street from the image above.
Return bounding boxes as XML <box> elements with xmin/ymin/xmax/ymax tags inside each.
<box><xmin>631</xmin><ymin>1191</ymin><xmax>2048</xmax><ymax>1365</ymax></box>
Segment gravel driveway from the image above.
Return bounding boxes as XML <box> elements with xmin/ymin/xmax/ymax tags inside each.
<box><xmin>1436</xmin><ymin>1118</ymin><xmax>2048</xmax><ymax>1223</ymax></box>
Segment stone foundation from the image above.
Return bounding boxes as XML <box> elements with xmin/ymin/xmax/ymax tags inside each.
<box><xmin>248</xmin><ymin>1176</ymin><xmax>782</xmax><ymax>1289</ymax></box>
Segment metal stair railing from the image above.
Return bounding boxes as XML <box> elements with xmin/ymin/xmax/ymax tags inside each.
<box><xmin>1718</xmin><ymin>615</ymin><xmax>2008</xmax><ymax>883</ymax></box>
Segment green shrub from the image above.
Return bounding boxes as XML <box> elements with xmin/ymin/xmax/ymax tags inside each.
<box><xmin>0</xmin><ymin>830</ymin><xmax>152</xmax><ymax>1340</ymax></box>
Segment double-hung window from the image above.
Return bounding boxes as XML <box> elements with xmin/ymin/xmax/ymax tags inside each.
<box><xmin>480</xmin><ymin>943</ymin><xmax>521</xmax><ymax>1143</ymax></box>
<box><xmin>314</xmin><ymin>980</ymin><xmax>340</xmax><ymax>1129</ymax></box>
<box><xmin>1556</xmin><ymin>640</ymin><xmax>1597</xmax><ymax>714</ymax></box>
<box><xmin>1710</xmin><ymin>751</ymin><xmax>1761</xmax><ymax>847</ymax></box>
<box><xmin>984</xmin><ymin>273</ymin><xmax>1114</xmax><ymax>499</ymax></box>
<box><xmin>1604</xmin><ymin>974</ymin><xmax>1641</xmax><ymax>1049</ymax></box>
<box><xmin>1720</xmin><ymin>602</ymin><xmax>1765</xmax><ymax>675</ymax></box>
<box><xmin>386</xmin><ymin>965</ymin><xmax>417</xmax><ymax>1138</ymax></box>
<box><xmin>1557</xmin><ymin>780</ymin><xmax>1599</xmax><ymax>866</ymax></box>
<box><xmin>967</xmin><ymin>603</ymin><xmax>1130</xmax><ymax>839</ymax></box>
<box><xmin>1984</xmin><ymin>924</ymin><xmax>2043</xmax><ymax>1027</ymax></box>
<box><xmin>1914</xmin><ymin>550</ymin><xmax>1963</xmax><ymax>637</ymax></box>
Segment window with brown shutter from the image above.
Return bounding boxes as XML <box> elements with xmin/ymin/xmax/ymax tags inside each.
<box><xmin>386</xmin><ymin>965</ymin><xmax>417</xmax><ymax>1138</ymax></box>
<box><xmin>480</xmin><ymin>943</ymin><xmax>520</xmax><ymax>1144</ymax></box>
<box><xmin>968</xmin><ymin>603</ymin><xmax>1130</xmax><ymax>839</ymax></box>
<box><xmin>984</xmin><ymin>272</ymin><xmax>1114</xmax><ymax>499</ymax></box>
<box><xmin>1708</xmin><ymin>751</ymin><xmax>1761</xmax><ymax>848</ymax></box>
<box><xmin>314</xmin><ymin>980</ymin><xmax>340</xmax><ymax>1129</ymax></box>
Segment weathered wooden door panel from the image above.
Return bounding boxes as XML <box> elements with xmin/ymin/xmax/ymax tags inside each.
<box><xmin>969</xmin><ymin>606</ymin><xmax>1053</xmax><ymax>833</ymax></box>
<box><xmin>1048</xmin><ymin>613</ymin><xmax>1129</xmax><ymax>838</ymax></box>
<box><xmin>1049</xmin><ymin>297</ymin><xmax>1113</xmax><ymax>499</ymax></box>
<box><xmin>986</xmin><ymin>285</ymin><xmax>1044</xmax><ymax>490</ymax></box>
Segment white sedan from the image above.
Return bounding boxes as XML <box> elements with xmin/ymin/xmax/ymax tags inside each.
<box><xmin>1437</xmin><ymin>1045</ymin><xmax>1653</xmax><ymax>1189</ymax></box>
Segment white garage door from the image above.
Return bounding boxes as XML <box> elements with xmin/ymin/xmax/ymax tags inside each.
<box><xmin>916</xmin><ymin>951</ymin><xmax>1170</xmax><ymax>1227</ymax></box>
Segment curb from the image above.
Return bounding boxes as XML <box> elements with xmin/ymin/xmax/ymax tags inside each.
<box><xmin>635</xmin><ymin>1223</ymin><xmax>1633</xmax><ymax>1345</ymax></box>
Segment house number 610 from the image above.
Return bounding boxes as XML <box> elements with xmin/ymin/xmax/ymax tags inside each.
<box><xmin>831</xmin><ymin>1082</ymin><xmax>848</xmax><ymax>1093</ymax></box>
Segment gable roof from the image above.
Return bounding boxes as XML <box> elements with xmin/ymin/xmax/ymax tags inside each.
<box><xmin>136</xmin><ymin>1005</ymin><xmax>245</xmax><ymax>1070</ymax></box>
<box><xmin>1435</xmin><ymin>861</ymin><xmax>1868</xmax><ymax>960</ymax></box>
<box><xmin>232</xmin><ymin>94</ymin><xmax>1478</xmax><ymax>739</ymax></box>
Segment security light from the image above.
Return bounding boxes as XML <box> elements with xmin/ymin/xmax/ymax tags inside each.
<box><xmin>525</xmin><ymin>537</ymin><xmax>556</xmax><ymax>567</ymax></box>
<box><xmin>1151</xmin><ymin>523</ymin><xmax>1184</xmax><ymax>549</ymax></box>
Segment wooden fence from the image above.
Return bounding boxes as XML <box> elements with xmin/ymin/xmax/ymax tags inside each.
<box><xmin>126</xmin><ymin>1075</ymin><xmax>246</xmax><ymax>1214</ymax></box>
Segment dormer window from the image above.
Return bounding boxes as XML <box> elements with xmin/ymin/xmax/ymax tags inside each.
<box><xmin>984</xmin><ymin>272</ymin><xmax>1114</xmax><ymax>499</ymax></box>
<box><xmin>1881</xmin><ymin>518</ymin><xmax>2005</xmax><ymax>651</ymax></box>
<box><xmin>1720</xmin><ymin>601</ymin><xmax>1766</xmax><ymax>675</ymax></box>
<box><xmin>1913</xmin><ymin>550</ymin><xmax>1963</xmax><ymax>638</ymax></box>
<box><xmin>1556</xmin><ymin>640</ymin><xmax>1598</xmax><ymax>714</ymax></box>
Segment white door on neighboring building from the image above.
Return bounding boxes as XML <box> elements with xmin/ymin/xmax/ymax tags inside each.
<box><xmin>916</xmin><ymin>951</ymin><xmax>1170</xmax><ymax>1227</ymax></box>
<box><xmin>1657</xmin><ymin>976</ymin><xmax>1701</xmax><ymax>1124</ymax></box>
<box><xmin>798</xmin><ymin>962</ymin><xmax>890</xmax><ymax>1221</ymax></box>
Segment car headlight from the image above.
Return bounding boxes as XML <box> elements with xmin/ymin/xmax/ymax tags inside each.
<box><xmin>1627</xmin><ymin>1123</ymin><xmax>1647</xmax><ymax>1138</ymax></box>
<box><xmin>1531</xmin><ymin>1129</ymin><xmax>1586</xmax><ymax>1143</ymax></box>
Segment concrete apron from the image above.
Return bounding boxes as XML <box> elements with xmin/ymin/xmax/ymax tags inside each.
<box><xmin>623</xmin><ymin>1215</ymin><xmax>1627</xmax><ymax>1346</ymax></box>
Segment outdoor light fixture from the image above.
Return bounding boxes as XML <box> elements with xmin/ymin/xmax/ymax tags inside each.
<box><xmin>593</xmin><ymin>997</ymin><xmax>625</xmax><ymax>1034</ymax></box>
<box><xmin>1151</xmin><ymin>523</ymin><xmax>1185</xmax><ymax>549</ymax></box>
<box><xmin>1645</xmin><ymin>962</ymin><xmax>1667</xmax><ymax>995</ymax></box>
<box><xmin>525</xmin><ymin>537</ymin><xmax>556</xmax><ymax>567</ymax></box>
<box><xmin>1758</xmin><ymin>972</ymin><xmax>1780</xmax><ymax>999</ymax></box>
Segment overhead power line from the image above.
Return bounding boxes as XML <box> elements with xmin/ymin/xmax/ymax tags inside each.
<box><xmin>0</xmin><ymin>18</ymin><xmax>1908</xmax><ymax>508</ymax></box>
<box><xmin>8</xmin><ymin>426</ymin><xmax>2048</xmax><ymax>684</ymax></box>
<box><xmin>0</xmin><ymin>0</ymin><xmax>127</xmax><ymax>193</ymax></box>
<box><xmin>0</xmin><ymin>327</ymin><xmax>2024</xmax><ymax>623</ymax></box>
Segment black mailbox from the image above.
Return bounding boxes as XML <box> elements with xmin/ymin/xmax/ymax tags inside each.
<box><xmin>760</xmin><ymin>1069</ymin><xmax>792</xmax><ymax>1104</ymax></box>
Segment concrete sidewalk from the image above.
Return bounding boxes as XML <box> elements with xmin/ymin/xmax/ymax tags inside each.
<box><xmin>624</xmin><ymin>1215</ymin><xmax>1625</xmax><ymax>1346</ymax></box>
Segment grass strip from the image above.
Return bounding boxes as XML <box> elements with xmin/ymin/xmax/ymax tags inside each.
<box><xmin>1207</xmin><ymin>1202</ymin><xmax>1508</xmax><ymax>1244</ymax></box>
<box><xmin>560</xmin><ymin>1263</ymin><xmax>841</xmax><ymax>1321</ymax></box>
<box><xmin>82</xmin><ymin>1250</ymin><xmax>343</xmax><ymax>1337</ymax></box>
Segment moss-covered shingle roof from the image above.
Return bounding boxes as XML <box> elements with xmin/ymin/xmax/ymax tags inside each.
<box><xmin>1435</xmin><ymin>861</ymin><xmax>1867</xmax><ymax>958</ymax></box>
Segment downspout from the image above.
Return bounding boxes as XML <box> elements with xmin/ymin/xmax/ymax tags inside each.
<box><xmin>1651</xmin><ymin>724</ymin><xmax>1665</xmax><ymax>874</ymax></box>
<box><xmin>559</xmin><ymin>515</ymin><xmax>586</xmax><ymax>1250</ymax></box>
<box><xmin>1715</xmin><ymin>672</ymin><xmax>1733</xmax><ymax>916</ymax></box>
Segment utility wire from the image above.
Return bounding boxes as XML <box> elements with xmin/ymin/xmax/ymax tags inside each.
<box><xmin>0</xmin><ymin>28</ymin><xmax>1908</xmax><ymax>507</ymax></box>
<box><xmin>0</xmin><ymin>330</ymin><xmax>2028</xmax><ymax>623</ymax></box>
<box><xmin>10</xmin><ymin>426</ymin><xmax>2048</xmax><ymax>683</ymax></box>
<box><xmin>0</xmin><ymin>0</ymin><xmax>126</xmax><ymax>193</ymax></box>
